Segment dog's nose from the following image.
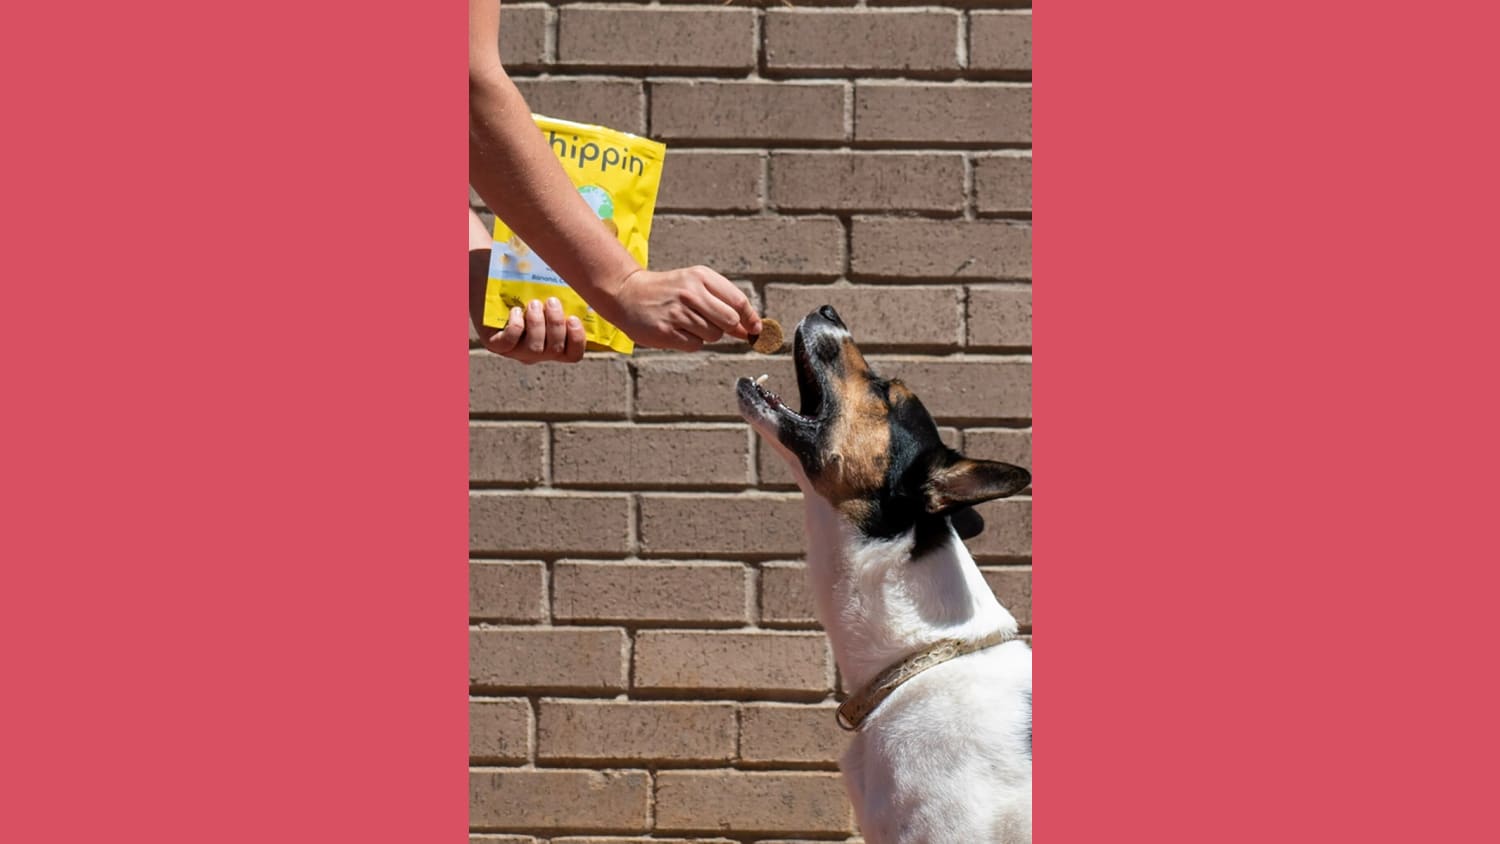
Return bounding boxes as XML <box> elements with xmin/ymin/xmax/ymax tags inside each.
<box><xmin>817</xmin><ymin>305</ymin><xmax>844</xmax><ymax>326</ymax></box>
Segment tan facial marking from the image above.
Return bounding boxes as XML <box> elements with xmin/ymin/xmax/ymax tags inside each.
<box><xmin>815</xmin><ymin>343</ymin><xmax>892</xmax><ymax>513</ymax></box>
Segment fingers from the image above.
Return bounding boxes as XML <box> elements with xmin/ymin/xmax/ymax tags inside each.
<box><xmin>669</xmin><ymin>329</ymin><xmax>704</xmax><ymax>352</ymax></box>
<box><xmin>523</xmin><ymin>299</ymin><xmax>546</xmax><ymax>355</ymax></box>
<box><xmin>690</xmin><ymin>283</ymin><xmax>742</xmax><ymax>336</ymax></box>
<box><xmin>564</xmin><ymin>315</ymin><xmax>586</xmax><ymax>362</ymax></box>
<box><xmin>485</xmin><ymin>305</ymin><xmax>525</xmax><ymax>355</ymax></box>
<box><xmin>544</xmin><ymin>297</ymin><xmax>568</xmax><ymax>355</ymax></box>
<box><xmin>699</xmin><ymin>270</ymin><xmax>761</xmax><ymax>339</ymax></box>
<box><xmin>676</xmin><ymin>303</ymin><xmax>723</xmax><ymax>344</ymax></box>
<box><xmin>485</xmin><ymin>301</ymin><xmax>588</xmax><ymax>364</ymax></box>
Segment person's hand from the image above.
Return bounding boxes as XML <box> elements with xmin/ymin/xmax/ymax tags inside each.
<box><xmin>478</xmin><ymin>297</ymin><xmax>587</xmax><ymax>364</ymax></box>
<box><xmin>604</xmin><ymin>266</ymin><xmax>762</xmax><ymax>352</ymax></box>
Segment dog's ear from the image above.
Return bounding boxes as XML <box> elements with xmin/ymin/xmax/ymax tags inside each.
<box><xmin>949</xmin><ymin>506</ymin><xmax>986</xmax><ymax>540</ymax></box>
<box><xmin>924</xmin><ymin>457</ymin><xmax>1030</xmax><ymax>515</ymax></box>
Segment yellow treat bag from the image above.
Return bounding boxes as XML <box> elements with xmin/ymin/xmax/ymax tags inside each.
<box><xmin>482</xmin><ymin>115</ymin><xmax>667</xmax><ymax>354</ymax></box>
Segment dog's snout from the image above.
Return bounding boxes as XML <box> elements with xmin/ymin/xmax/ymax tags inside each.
<box><xmin>817</xmin><ymin>305</ymin><xmax>844</xmax><ymax>326</ymax></box>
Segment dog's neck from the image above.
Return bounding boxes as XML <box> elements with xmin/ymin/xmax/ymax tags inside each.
<box><xmin>800</xmin><ymin>493</ymin><xmax>1018</xmax><ymax>692</ymax></box>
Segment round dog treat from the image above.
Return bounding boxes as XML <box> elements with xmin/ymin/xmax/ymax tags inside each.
<box><xmin>750</xmin><ymin>318</ymin><xmax>783</xmax><ymax>354</ymax></box>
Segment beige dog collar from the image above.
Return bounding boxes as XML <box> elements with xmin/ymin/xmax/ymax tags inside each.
<box><xmin>836</xmin><ymin>629</ymin><xmax>1013</xmax><ymax>731</ymax></box>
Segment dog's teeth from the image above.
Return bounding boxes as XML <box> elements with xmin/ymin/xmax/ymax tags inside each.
<box><xmin>755</xmin><ymin>374</ymin><xmax>770</xmax><ymax>385</ymax></box>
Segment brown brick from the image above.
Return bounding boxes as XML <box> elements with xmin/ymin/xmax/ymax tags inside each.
<box><xmin>538</xmin><ymin>699</ymin><xmax>736</xmax><ymax>763</ymax></box>
<box><xmin>764</xmin><ymin>284</ymin><xmax>963</xmax><ymax>347</ymax></box>
<box><xmin>851</xmin><ymin>217</ymin><xmax>1030</xmax><ymax>281</ymax></box>
<box><xmin>470</xmin><ymin>698</ymin><xmax>532</xmax><ymax>763</ymax></box>
<box><xmin>470</xmin><ymin>769</ymin><xmax>648</xmax><ymax>832</ymax></box>
<box><xmin>470</xmin><ymin>560</ymin><xmax>546</xmax><ymax>622</ymax></box>
<box><xmin>740</xmin><ymin>703</ymin><xmax>848</xmax><ymax>767</ymax></box>
<box><xmin>470</xmin><ymin>493</ymin><xmax>631</xmax><ymax>555</ymax></box>
<box><xmin>470</xmin><ymin>422</ymin><xmax>546</xmax><ymax>485</ymax></box>
<box><xmin>982</xmin><ymin>566</ymin><xmax>1032</xmax><ymax>628</ymax></box>
<box><xmin>651</xmin><ymin>216</ymin><xmax>845</xmax><ymax>279</ymax></box>
<box><xmin>658</xmin><ymin>151</ymin><xmax>764</xmax><ymax>212</ymax></box>
<box><xmin>758</xmin><ymin>562</ymin><xmax>819</xmax><ymax>627</ymax></box>
<box><xmin>558</xmin><ymin>8</ymin><xmax>755</xmax><ymax>71</ymax></box>
<box><xmin>497</xmin><ymin>5</ymin><xmax>549</xmax><ymax>70</ymax></box>
<box><xmin>967</xmin><ymin>285</ymin><xmax>1031</xmax><ymax>348</ymax></box>
<box><xmin>634</xmin><ymin>631</ymin><xmax>831</xmax><ymax>698</ymax></box>
<box><xmin>969</xmin><ymin>11</ymin><xmax>1032</xmax><ymax>72</ymax></box>
<box><xmin>758</xmin><ymin>424</ymin><xmax>960</xmax><ymax>489</ymax></box>
<box><xmin>975</xmin><ymin>152</ymin><xmax>1032</xmax><ymax>214</ymax></box>
<box><xmin>512</xmin><ymin>78</ymin><xmax>645</xmax><ymax>135</ymax></box>
<box><xmin>966</xmin><ymin>497</ymin><xmax>1031</xmax><ymax>561</ymax></box>
<box><xmin>961</xmin><ymin>427</ymin><xmax>1032</xmax><ymax>471</ymax></box>
<box><xmin>652</xmin><ymin>81</ymin><xmax>846</xmax><ymax>143</ymax></box>
<box><xmin>638</xmin><ymin>494</ymin><xmax>804</xmax><ymax>558</ymax></box>
<box><xmin>867</xmin><ymin>357</ymin><xmax>1031</xmax><ymax>423</ymax></box>
<box><xmin>855</xmin><ymin>82</ymin><xmax>1030</xmax><ymax>144</ymax></box>
<box><xmin>655</xmin><ymin>771</ymin><xmax>853</xmax><ymax>835</ymax></box>
<box><xmin>765</xmin><ymin>10</ymin><xmax>960</xmax><ymax>74</ymax></box>
<box><xmin>769</xmin><ymin>152</ymin><xmax>963</xmax><ymax>213</ymax></box>
<box><xmin>470</xmin><ymin>836</ymin><xmax>538</xmax><ymax>844</ymax></box>
<box><xmin>553</xmin><ymin>423</ymin><xmax>750</xmax><ymax>489</ymax></box>
<box><xmin>553</xmin><ymin>561</ymin><xmax>749</xmax><ymax>625</ymax></box>
<box><xmin>634</xmin><ymin>355</ymin><xmax>798</xmax><ymax>422</ymax></box>
<box><xmin>470</xmin><ymin>353</ymin><xmax>630</xmax><ymax>419</ymax></box>
<box><xmin>470</xmin><ymin>627</ymin><xmax>628</xmax><ymax>693</ymax></box>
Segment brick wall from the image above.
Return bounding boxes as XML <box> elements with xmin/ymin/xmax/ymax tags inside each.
<box><xmin>470</xmin><ymin>3</ymin><xmax>1031</xmax><ymax>840</ymax></box>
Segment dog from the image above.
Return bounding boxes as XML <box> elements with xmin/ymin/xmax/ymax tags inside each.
<box><xmin>737</xmin><ymin>306</ymin><xmax>1033</xmax><ymax>844</ymax></box>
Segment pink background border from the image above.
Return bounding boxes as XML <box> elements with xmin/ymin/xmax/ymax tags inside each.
<box><xmin>5</xmin><ymin>0</ymin><xmax>1499</xmax><ymax>840</ymax></box>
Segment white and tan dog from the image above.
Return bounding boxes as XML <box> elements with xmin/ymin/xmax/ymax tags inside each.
<box><xmin>737</xmin><ymin>306</ymin><xmax>1033</xmax><ymax>844</ymax></box>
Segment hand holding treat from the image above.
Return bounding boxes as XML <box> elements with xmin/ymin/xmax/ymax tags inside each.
<box><xmin>600</xmin><ymin>265</ymin><xmax>763</xmax><ymax>352</ymax></box>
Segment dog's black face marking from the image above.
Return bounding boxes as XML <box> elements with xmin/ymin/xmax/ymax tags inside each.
<box><xmin>738</xmin><ymin>306</ymin><xmax>1030</xmax><ymax>549</ymax></box>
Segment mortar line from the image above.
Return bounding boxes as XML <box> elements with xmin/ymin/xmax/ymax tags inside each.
<box><xmin>543</xmin><ymin>5</ymin><xmax>557</xmax><ymax>66</ymax></box>
<box><xmin>959</xmin><ymin>9</ymin><xmax>971</xmax><ymax>71</ymax></box>
<box><xmin>963</xmin><ymin>152</ymin><xmax>977</xmax><ymax>220</ymax></box>
<box><xmin>754</xmin><ymin>8</ymin><xmax>767</xmax><ymax>80</ymax></box>
<box><xmin>542</xmin><ymin>421</ymin><xmax>554</xmax><ymax>487</ymax></box>
<box><xmin>539</xmin><ymin>557</ymin><xmax>554</xmax><ymax>627</ymax></box>
<box><xmin>628</xmin><ymin>493</ymin><xmax>640</xmax><ymax>557</ymax></box>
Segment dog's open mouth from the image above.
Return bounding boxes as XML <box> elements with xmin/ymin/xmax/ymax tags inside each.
<box><xmin>749</xmin><ymin>373</ymin><xmax>791</xmax><ymax>412</ymax></box>
<box><xmin>737</xmin><ymin>323</ymin><xmax>824</xmax><ymax>425</ymax></box>
<box><xmin>740</xmin><ymin>372</ymin><xmax>812</xmax><ymax>424</ymax></box>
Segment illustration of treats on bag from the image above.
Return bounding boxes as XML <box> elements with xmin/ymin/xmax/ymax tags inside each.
<box><xmin>492</xmin><ymin>185</ymin><xmax>615</xmax><ymax>280</ymax></box>
<box><xmin>483</xmin><ymin>115</ymin><xmax>667</xmax><ymax>355</ymax></box>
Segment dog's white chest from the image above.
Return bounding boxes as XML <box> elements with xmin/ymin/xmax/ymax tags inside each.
<box><xmin>840</xmin><ymin>642</ymin><xmax>1033</xmax><ymax>844</ymax></box>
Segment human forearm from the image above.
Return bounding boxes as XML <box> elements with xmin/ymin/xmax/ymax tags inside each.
<box><xmin>467</xmin><ymin>70</ymin><xmax>638</xmax><ymax>321</ymax></box>
<box><xmin>466</xmin><ymin>0</ymin><xmax>760</xmax><ymax>353</ymax></box>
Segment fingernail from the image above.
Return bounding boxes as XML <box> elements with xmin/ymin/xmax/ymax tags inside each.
<box><xmin>546</xmin><ymin>297</ymin><xmax>562</xmax><ymax>311</ymax></box>
<box><xmin>568</xmin><ymin>316</ymin><xmax>581</xmax><ymax>329</ymax></box>
<box><xmin>510</xmin><ymin>306</ymin><xmax>523</xmax><ymax>323</ymax></box>
<box><xmin>528</xmin><ymin>300</ymin><xmax>541</xmax><ymax>315</ymax></box>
